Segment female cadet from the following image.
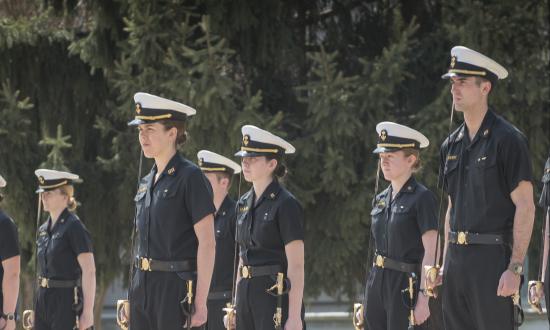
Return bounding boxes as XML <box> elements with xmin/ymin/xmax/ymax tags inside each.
<box><xmin>127</xmin><ymin>93</ymin><xmax>216</xmax><ymax>330</ymax></box>
<box><xmin>232</xmin><ymin>125</ymin><xmax>305</xmax><ymax>330</ymax></box>
<box><xmin>33</xmin><ymin>169</ymin><xmax>95</xmax><ymax>330</ymax></box>
<box><xmin>363</xmin><ymin>122</ymin><xmax>439</xmax><ymax>330</ymax></box>
<box><xmin>0</xmin><ymin>174</ymin><xmax>20</xmax><ymax>330</ymax></box>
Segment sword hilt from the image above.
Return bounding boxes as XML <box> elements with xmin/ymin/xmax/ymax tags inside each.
<box><xmin>116</xmin><ymin>299</ymin><xmax>130</xmax><ymax>329</ymax></box>
<box><xmin>352</xmin><ymin>303</ymin><xmax>364</xmax><ymax>330</ymax></box>
<box><xmin>223</xmin><ymin>303</ymin><xmax>236</xmax><ymax>330</ymax></box>
<box><xmin>22</xmin><ymin>310</ymin><xmax>34</xmax><ymax>330</ymax></box>
<box><xmin>527</xmin><ymin>280</ymin><xmax>543</xmax><ymax>314</ymax></box>
<box><xmin>423</xmin><ymin>265</ymin><xmax>440</xmax><ymax>298</ymax></box>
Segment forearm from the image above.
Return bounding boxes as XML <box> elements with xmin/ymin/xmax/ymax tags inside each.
<box><xmin>286</xmin><ymin>261</ymin><xmax>304</xmax><ymax>319</ymax></box>
<box><xmin>510</xmin><ymin>203</ymin><xmax>536</xmax><ymax>264</ymax></box>
<box><xmin>420</xmin><ymin>231</ymin><xmax>437</xmax><ymax>290</ymax></box>
<box><xmin>1</xmin><ymin>259</ymin><xmax>19</xmax><ymax>314</ymax></box>
<box><xmin>195</xmin><ymin>238</ymin><xmax>215</xmax><ymax>307</ymax></box>
<box><xmin>82</xmin><ymin>267</ymin><xmax>96</xmax><ymax>314</ymax></box>
<box><xmin>543</xmin><ymin>213</ymin><xmax>549</xmax><ymax>280</ymax></box>
<box><xmin>443</xmin><ymin>206</ymin><xmax>451</xmax><ymax>268</ymax></box>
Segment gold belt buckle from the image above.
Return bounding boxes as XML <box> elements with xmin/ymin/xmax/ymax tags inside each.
<box><xmin>40</xmin><ymin>277</ymin><xmax>49</xmax><ymax>288</ymax></box>
<box><xmin>140</xmin><ymin>257</ymin><xmax>152</xmax><ymax>271</ymax></box>
<box><xmin>457</xmin><ymin>231</ymin><xmax>468</xmax><ymax>245</ymax></box>
<box><xmin>375</xmin><ymin>255</ymin><xmax>385</xmax><ymax>268</ymax></box>
<box><xmin>241</xmin><ymin>266</ymin><xmax>251</xmax><ymax>278</ymax></box>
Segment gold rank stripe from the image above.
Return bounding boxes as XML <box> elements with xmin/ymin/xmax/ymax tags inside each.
<box><xmin>447</xmin><ymin>155</ymin><xmax>457</xmax><ymax>160</ymax></box>
<box><xmin>135</xmin><ymin>114</ymin><xmax>173</xmax><ymax>120</ymax></box>
<box><xmin>448</xmin><ymin>69</ymin><xmax>487</xmax><ymax>76</ymax></box>
<box><xmin>377</xmin><ymin>143</ymin><xmax>416</xmax><ymax>148</ymax></box>
<box><xmin>200</xmin><ymin>167</ymin><xmax>227</xmax><ymax>172</ymax></box>
<box><xmin>39</xmin><ymin>180</ymin><xmax>69</xmax><ymax>189</ymax></box>
<box><xmin>240</xmin><ymin>146</ymin><xmax>280</xmax><ymax>153</ymax></box>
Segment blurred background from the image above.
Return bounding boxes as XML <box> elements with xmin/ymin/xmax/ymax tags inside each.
<box><xmin>0</xmin><ymin>0</ymin><xmax>549</xmax><ymax>328</ymax></box>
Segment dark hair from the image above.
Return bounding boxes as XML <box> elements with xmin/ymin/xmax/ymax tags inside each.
<box><xmin>265</xmin><ymin>154</ymin><xmax>287</xmax><ymax>179</ymax></box>
<box><xmin>160</xmin><ymin>120</ymin><xmax>188</xmax><ymax>145</ymax></box>
<box><xmin>474</xmin><ymin>76</ymin><xmax>493</xmax><ymax>94</ymax></box>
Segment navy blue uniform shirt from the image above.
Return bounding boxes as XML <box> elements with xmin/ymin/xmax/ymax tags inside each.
<box><xmin>134</xmin><ymin>153</ymin><xmax>216</xmax><ymax>261</ymax></box>
<box><xmin>440</xmin><ymin>109</ymin><xmax>533</xmax><ymax>233</ymax></box>
<box><xmin>236</xmin><ymin>180</ymin><xmax>304</xmax><ymax>269</ymax></box>
<box><xmin>371</xmin><ymin>176</ymin><xmax>438</xmax><ymax>263</ymax></box>
<box><xmin>37</xmin><ymin>208</ymin><xmax>92</xmax><ymax>280</ymax></box>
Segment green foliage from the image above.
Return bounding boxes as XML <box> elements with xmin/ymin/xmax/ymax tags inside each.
<box><xmin>0</xmin><ymin>2</ymin><xmax>548</xmax><ymax>318</ymax></box>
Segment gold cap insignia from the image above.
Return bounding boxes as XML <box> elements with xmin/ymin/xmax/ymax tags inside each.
<box><xmin>450</xmin><ymin>56</ymin><xmax>457</xmax><ymax>68</ymax></box>
<box><xmin>167</xmin><ymin>167</ymin><xmax>175</xmax><ymax>175</ymax></box>
<box><xmin>38</xmin><ymin>176</ymin><xmax>45</xmax><ymax>184</ymax></box>
<box><xmin>380</xmin><ymin>129</ymin><xmax>388</xmax><ymax>141</ymax></box>
<box><xmin>198</xmin><ymin>158</ymin><xmax>203</xmax><ymax>166</ymax></box>
<box><xmin>243</xmin><ymin>135</ymin><xmax>250</xmax><ymax>146</ymax></box>
<box><xmin>135</xmin><ymin>103</ymin><xmax>142</xmax><ymax>114</ymax></box>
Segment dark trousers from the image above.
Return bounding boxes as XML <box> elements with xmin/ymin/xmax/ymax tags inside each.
<box><xmin>34</xmin><ymin>287</ymin><xmax>77</xmax><ymax>330</ymax></box>
<box><xmin>206</xmin><ymin>297</ymin><xmax>230</xmax><ymax>330</ymax></box>
<box><xmin>236</xmin><ymin>276</ymin><xmax>305</xmax><ymax>330</ymax></box>
<box><xmin>130</xmin><ymin>271</ymin><xmax>204</xmax><ymax>330</ymax></box>
<box><xmin>365</xmin><ymin>267</ymin><xmax>436</xmax><ymax>330</ymax></box>
<box><xmin>442</xmin><ymin>244</ymin><xmax>514</xmax><ymax>330</ymax></box>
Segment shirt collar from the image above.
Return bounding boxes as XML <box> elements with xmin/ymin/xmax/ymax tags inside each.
<box><xmin>47</xmin><ymin>208</ymin><xmax>70</xmax><ymax>233</ymax></box>
<box><xmin>464</xmin><ymin>108</ymin><xmax>497</xmax><ymax>146</ymax></box>
<box><xmin>253</xmin><ymin>179</ymin><xmax>282</xmax><ymax>208</ymax></box>
<box><xmin>151</xmin><ymin>152</ymin><xmax>184</xmax><ymax>179</ymax></box>
<box><xmin>216</xmin><ymin>195</ymin><xmax>234</xmax><ymax>217</ymax></box>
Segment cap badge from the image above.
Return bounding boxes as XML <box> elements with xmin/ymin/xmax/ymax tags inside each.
<box><xmin>243</xmin><ymin>135</ymin><xmax>250</xmax><ymax>146</ymax></box>
<box><xmin>380</xmin><ymin>129</ymin><xmax>388</xmax><ymax>141</ymax></box>
<box><xmin>135</xmin><ymin>103</ymin><xmax>142</xmax><ymax>114</ymax></box>
<box><xmin>450</xmin><ymin>56</ymin><xmax>457</xmax><ymax>68</ymax></box>
<box><xmin>38</xmin><ymin>176</ymin><xmax>45</xmax><ymax>184</ymax></box>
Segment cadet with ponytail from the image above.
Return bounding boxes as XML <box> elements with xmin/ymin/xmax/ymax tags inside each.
<box><xmin>31</xmin><ymin>169</ymin><xmax>95</xmax><ymax>330</ymax></box>
<box><xmin>228</xmin><ymin>125</ymin><xmax>305</xmax><ymax>330</ymax></box>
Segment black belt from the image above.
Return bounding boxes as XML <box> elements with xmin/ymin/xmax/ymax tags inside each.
<box><xmin>134</xmin><ymin>257</ymin><xmax>196</xmax><ymax>272</ymax></box>
<box><xmin>373</xmin><ymin>254</ymin><xmax>418</xmax><ymax>273</ymax></box>
<box><xmin>207</xmin><ymin>290</ymin><xmax>232</xmax><ymax>300</ymax></box>
<box><xmin>38</xmin><ymin>277</ymin><xmax>81</xmax><ymax>289</ymax></box>
<box><xmin>448</xmin><ymin>231</ymin><xmax>509</xmax><ymax>245</ymax></box>
<box><xmin>239</xmin><ymin>265</ymin><xmax>282</xmax><ymax>279</ymax></box>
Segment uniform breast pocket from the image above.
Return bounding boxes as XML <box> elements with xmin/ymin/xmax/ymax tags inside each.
<box><xmin>472</xmin><ymin>155</ymin><xmax>497</xmax><ymax>188</ymax></box>
<box><xmin>444</xmin><ymin>159</ymin><xmax>459</xmax><ymax>190</ymax></box>
<box><xmin>36</xmin><ymin>233</ymin><xmax>48</xmax><ymax>248</ymax></box>
<box><xmin>155</xmin><ymin>184</ymin><xmax>180</xmax><ymax>211</ymax></box>
<box><xmin>134</xmin><ymin>190</ymin><xmax>147</xmax><ymax>215</ymax></box>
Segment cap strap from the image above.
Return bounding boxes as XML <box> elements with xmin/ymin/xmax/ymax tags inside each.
<box><xmin>200</xmin><ymin>167</ymin><xmax>228</xmax><ymax>172</ymax></box>
<box><xmin>448</xmin><ymin>69</ymin><xmax>487</xmax><ymax>76</ymax></box>
<box><xmin>40</xmin><ymin>180</ymin><xmax>69</xmax><ymax>190</ymax></box>
<box><xmin>240</xmin><ymin>146</ymin><xmax>280</xmax><ymax>154</ymax></box>
<box><xmin>135</xmin><ymin>114</ymin><xmax>173</xmax><ymax>121</ymax></box>
<box><xmin>376</xmin><ymin>143</ymin><xmax>417</xmax><ymax>149</ymax></box>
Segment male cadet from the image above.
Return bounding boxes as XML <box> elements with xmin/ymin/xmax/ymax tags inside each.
<box><xmin>197</xmin><ymin>150</ymin><xmax>241</xmax><ymax>330</ymax></box>
<box><xmin>0</xmin><ymin>174</ymin><xmax>20</xmax><ymax>330</ymax></box>
<box><xmin>439</xmin><ymin>46</ymin><xmax>536</xmax><ymax>329</ymax></box>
